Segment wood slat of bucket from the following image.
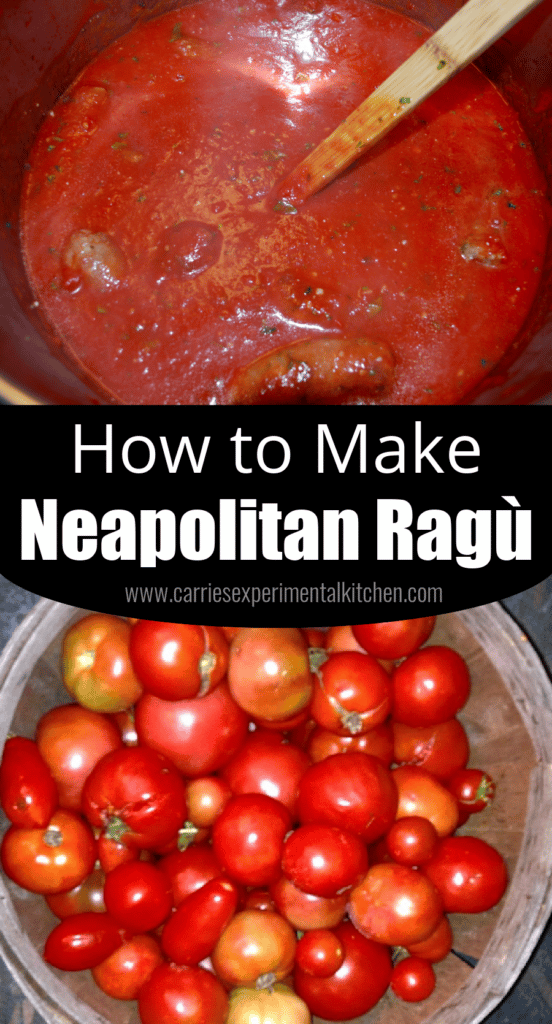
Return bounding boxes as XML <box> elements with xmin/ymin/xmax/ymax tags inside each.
<box><xmin>1</xmin><ymin>602</ymin><xmax>552</xmax><ymax>1024</ymax></box>
<box><xmin>275</xmin><ymin>0</ymin><xmax>546</xmax><ymax>209</ymax></box>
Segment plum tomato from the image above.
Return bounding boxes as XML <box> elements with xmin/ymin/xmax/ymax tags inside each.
<box><xmin>352</xmin><ymin>618</ymin><xmax>436</xmax><ymax>660</ymax></box>
<box><xmin>161</xmin><ymin>877</ymin><xmax>239</xmax><ymax>965</ymax></box>
<box><xmin>219</xmin><ymin>730</ymin><xmax>310</xmax><ymax>819</ymax></box>
<box><xmin>310</xmin><ymin>651</ymin><xmax>392</xmax><ymax>735</ymax></box>
<box><xmin>406</xmin><ymin>915</ymin><xmax>454</xmax><ymax>962</ymax></box>
<box><xmin>295</xmin><ymin>929</ymin><xmax>345</xmax><ymax>977</ymax></box>
<box><xmin>43</xmin><ymin>911</ymin><xmax>124</xmax><ymax>971</ymax></box>
<box><xmin>212</xmin><ymin>793</ymin><xmax>291</xmax><ymax>887</ymax></box>
<box><xmin>294</xmin><ymin>921</ymin><xmax>392</xmax><ymax>1020</ymax></box>
<box><xmin>103</xmin><ymin>860</ymin><xmax>172</xmax><ymax>931</ymax></box>
<box><xmin>281</xmin><ymin>824</ymin><xmax>368</xmax><ymax>897</ymax></box>
<box><xmin>138</xmin><ymin>963</ymin><xmax>228</xmax><ymax>1024</ymax></box>
<box><xmin>46</xmin><ymin>865</ymin><xmax>106</xmax><ymax>918</ymax></box>
<box><xmin>129</xmin><ymin>622</ymin><xmax>228</xmax><ymax>700</ymax></box>
<box><xmin>0</xmin><ymin>736</ymin><xmax>57</xmax><ymax>828</ymax></box>
<box><xmin>385</xmin><ymin>816</ymin><xmax>439</xmax><ymax>866</ymax></box>
<box><xmin>228</xmin><ymin>627</ymin><xmax>313</xmax><ymax>721</ymax></box>
<box><xmin>270</xmin><ymin>875</ymin><xmax>348</xmax><ymax>932</ymax></box>
<box><xmin>348</xmin><ymin>863</ymin><xmax>443</xmax><ymax>947</ymax></box>
<box><xmin>82</xmin><ymin>746</ymin><xmax>188</xmax><ymax>850</ymax></box>
<box><xmin>36</xmin><ymin>704</ymin><xmax>122</xmax><ymax>812</ymax></box>
<box><xmin>1</xmin><ymin>808</ymin><xmax>96</xmax><ymax>895</ymax></box>
<box><xmin>447</xmin><ymin>768</ymin><xmax>496</xmax><ymax>812</ymax></box>
<box><xmin>211</xmin><ymin>909</ymin><xmax>296</xmax><ymax>988</ymax></box>
<box><xmin>422</xmin><ymin>836</ymin><xmax>508</xmax><ymax>913</ymax></box>
<box><xmin>134</xmin><ymin>683</ymin><xmax>249</xmax><ymax>776</ymax></box>
<box><xmin>390</xmin><ymin>956</ymin><xmax>436</xmax><ymax>1002</ymax></box>
<box><xmin>62</xmin><ymin>613</ymin><xmax>143</xmax><ymax>712</ymax></box>
<box><xmin>392</xmin><ymin>718</ymin><xmax>470</xmax><ymax>779</ymax></box>
<box><xmin>92</xmin><ymin>934</ymin><xmax>164</xmax><ymax>1000</ymax></box>
<box><xmin>297</xmin><ymin>752</ymin><xmax>398</xmax><ymax>843</ymax></box>
<box><xmin>392</xmin><ymin>765</ymin><xmax>460</xmax><ymax>838</ymax></box>
<box><xmin>307</xmin><ymin>722</ymin><xmax>394</xmax><ymax>767</ymax></box>
<box><xmin>158</xmin><ymin>842</ymin><xmax>225</xmax><ymax>906</ymax></box>
<box><xmin>392</xmin><ymin>646</ymin><xmax>471</xmax><ymax>727</ymax></box>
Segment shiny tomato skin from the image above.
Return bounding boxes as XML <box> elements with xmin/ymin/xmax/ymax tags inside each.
<box><xmin>294</xmin><ymin>921</ymin><xmax>392</xmax><ymax>1020</ymax></box>
<box><xmin>158</xmin><ymin>842</ymin><xmax>225</xmax><ymax>906</ymax></box>
<box><xmin>212</xmin><ymin>793</ymin><xmax>291</xmax><ymax>887</ymax></box>
<box><xmin>270</xmin><ymin>875</ymin><xmax>348</xmax><ymax>931</ymax></box>
<box><xmin>82</xmin><ymin>746</ymin><xmax>187</xmax><ymax>850</ymax></box>
<box><xmin>43</xmin><ymin>912</ymin><xmax>124</xmax><ymax>971</ymax></box>
<box><xmin>352</xmin><ymin>618</ymin><xmax>436</xmax><ymax>660</ymax></box>
<box><xmin>297</xmin><ymin>752</ymin><xmax>398</xmax><ymax>843</ymax></box>
<box><xmin>36</xmin><ymin>704</ymin><xmax>122</xmax><ymax>812</ymax></box>
<box><xmin>393</xmin><ymin>765</ymin><xmax>460</xmax><ymax>838</ymax></box>
<box><xmin>385</xmin><ymin>816</ymin><xmax>438</xmax><ymax>866</ymax></box>
<box><xmin>161</xmin><ymin>877</ymin><xmax>239</xmax><ymax>965</ymax></box>
<box><xmin>0</xmin><ymin>736</ymin><xmax>58</xmax><ymax>828</ymax></box>
<box><xmin>406</xmin><ymin>915</ymin><xmax>453</xmax><ymax>962</ymax></box>
<box><xmin>220</xmin><ymin>730</ymin><xmax>310</xmax><ymax>819</ymax></box>
<box><xmin>282</xmin><ymin>824</ymin><xmax>368</xmax><ymax>897</ymax></box>
<box><xmin>130</xmin><ymin>622</ymin><xmax>228</xmax><ymax>701</ymax></box>
<box><xmin>186</xmin><ymin>776</ymin><xmax>232</xmax><ymax>828</ymax></box>
<box><xmin>138</xmin><ymin>963</ymin><xmax>228</xmax><ymax>1024</ymax></box>
<box><xmin>311</xmin><ymin>651</ymin><xmax>392</xmax><ymax>735</ymax></box>
<box><xmin>447</xmin><ymin>768</ymin><xmax>496</xmax><ymax>812</ymax></box>
<box><xmin>392</xmin><ymin>646</ymin><xmax>471</xmax><ymax>726</ymax></box>
<box><xmin>103</xmin><ymin>860</ymin><xmax>172</xmax><ymax>931</ymax></box>
<box><xmin>135</xmin><ymin>684</ymin><xmax>249</xmax><ymax>776</ymax></box>
<box><xmin>325</xmin><ymin>625</ymin><xmax>366</xmax><ymax>654</ymax></box>
<box><xmin>212</xmin><ymin>909</ymin><xmax>296</xmax><ymax>988</ymax></box>
<box><xmin>391</xmin><ymin>956</ymin><xmax>436</xmax><ymax>1002</ymax></box>
<box><xmin>46</xmin><ymin>865</ymin><xmax>106</xmax><ymax>918</ymax></box>
<box><xmin>295</xmin><ymin>929</ymin><xmax>345</xmax><ymax>977</ymax></box>
<box><xmin>228</xmin><ymin>627</ymin><xmax>313</xmax><ymax>721</ymax></box>
<box><xmin>92</xmin><ymin>934</ymin><xmax>164</xmax><ymax>1000</ymax></box>
<box><xmin>392</xmin><ymin>717</ymin><xmax>470</xmax><ymax>779</ymax></box>
<box><xmin>62</xmin><ymin>612</ymin><xmax>143</xmax><ymax>712</ymax></box>
<box><xmin>348</xmin><ymin>863</ymin><xmax>443</xmax><ymax>947</ymax></box>
<box><xmin>422</xmin><ymin>836</ymin><xmax>508</xmax><ymax>913</ymax></box>
<box><xmin>307</xmin><ymin>721</ymin><xmax>394</xmax><ymax>767</ymax></box>
<box><xmin>1</xmin><ymin>808</ymin><xmax>96</xmax><ymax>895</ymax></box>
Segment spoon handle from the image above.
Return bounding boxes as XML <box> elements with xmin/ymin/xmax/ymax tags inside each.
<box><xmin>275</xmin><ymin>0</ymin><xmax>544</xmax><ymax>210</ymax></box>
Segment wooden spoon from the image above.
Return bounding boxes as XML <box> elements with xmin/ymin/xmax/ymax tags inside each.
<box><xmin>274</xmin><ymin>0</ymin><xmax>545</xmax><ymax>210</ymax></box>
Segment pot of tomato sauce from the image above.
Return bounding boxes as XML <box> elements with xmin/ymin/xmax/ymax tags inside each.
<box><xmin>0</xmin><ymin>0</ymin><xmax>551</xmax><ymax>405</ymax></box>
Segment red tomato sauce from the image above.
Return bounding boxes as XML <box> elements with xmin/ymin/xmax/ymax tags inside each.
<box><xmin>20</xmin><ymin>0</ymin><xmax>550</xmax><ymax>405</ymax></box>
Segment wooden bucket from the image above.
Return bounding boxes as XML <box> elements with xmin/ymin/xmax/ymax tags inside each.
<box><xmin>1</xmin><ymin>600</ymin><xmax>552</xmax><ymax>1024</ymax></box>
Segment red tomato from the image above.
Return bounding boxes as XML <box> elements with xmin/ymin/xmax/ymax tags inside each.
<box><xmin>1</xmin><ymin>808</ymin><xmax>96</xmax><ymax>895</ymax></box>
<box><xmin>46</xmin><ymin>866</ymin><xmax>106</xmax><ymax>918</ymax></box>
<box><xmin>307</xmin><ymin>722</ymin><xmax>394</xmax><ymax>767</ymax></box>
<box><xmin>325</xmin><ymin>625</ymin><xmax>367</xmax><ymax>654</ymax></box>
<box><xmin>348</xmin><ymin>863</ymin><xmax>443</xmax><ymax>947</ymax></box>
<box><xmin>135</xmin><ymin>683</ymin><xmax>249</xmax><ymax>776</ymax></box>
<box><xmin>392</xmin><ymin>646</ymin><xmax>471</xmax><ymax>726</ymax></box>
<box><xmin>352</xmin><ymin>618</ymin><xmax>436</xmax><ymax>660</ymax></box>
<box><xmin>36</xmin><ymin>704</ymin><xmax>122</xmax><ymax>812</ymax></box>
<box><xmin>82</xmin><ymin>746</ymin><xmax>188</xmax><ymax>850</ymax></box>
<box><xmin>43</xmin><ymin>912</ymin><xmax>123</xmax><ymax>971</ymax></box>
<box><xmin>392</xmin><ymin>717</ymin><xmax>470</xmax><ymax>779</ymax></box>
<box><xmin>393</xmin><ymin>765</ymin><xmax>460</xmax><ymax>838</ymax></box>
<box><xmin>0</xmin><ymin>736</ymin><xmax>57</xmax><ymax>828</ymax></box>
<box><xmin>302</xmin><ymin>628</ymin><xmax>327</xmax><ymax>648</ymax></box>
<box><xmin>212</xmin><ymin>793</ymin><xmax>291</xmax><ymax>887</ymax></box>
<box><xmin>220</xmin><ymin>731</ymin><xmax>310</xmax><ymax>819</ymax></box>
<box><xmin>158</xmin><ymin>842</ymin><xmax>225</xmax><ymax>906</ymax></box>
<box><xmin>390</xmin><ymin>956</ymin><xmax>436</xmax><ymax>1002</ymax></box>
<box><xmin>103</xmin><ymin>860</ymin><xmax>172</xmax><ymax>931</ymax></box>
<box><xmin>447</xmin><ymin>768</ymin><xmax>496</xmax><ymax>812</ymax></box>
<box><xmin>92</xmin><ymin>934</ymin><xmax>164</xmax><ymax>1000</ymax></box>
<box><xmin>282</xmin><ymin>824</ymin><xmax>368</xmax><ymax>897</ymax></box>
<box><xmin>211</xmin><ymin>909</ymin><xmax>296</xmax><ymax>988</ymax></box>
<box><xmin>295</xmin><ymin>929</ymin><xmax>345</xmax><ymax>977</ymax></box>
<box><xmin>130</xmin><ymin>622</ymin><xmax>228</xmax><ymax>700</ymax></box>
<box><xmin>297</xmin><ymin>752</ymin><xmax>398</xmax><ymax>843</ymax></box>
<box><xmin>161</xmin><ymin>877</ymin><xmax>239</xmax><ymax>965</ymax></box>
<box><xmin>385</xmin><ymin>816</ymin><xmax>439</xmax><ymax>866</ymax></box>
<box><xmin>62</xmin><ymin>612</ymin><xmax>143</xmax><ymax>712</ymax></box>
<box><xmin>243</xmin><ymin>888</ymin><xmax>276</xmax><ymax>912</ymax></box>
<box><xmin>406</xmin><ymin>915</ymin><xmax>453</xmax><ymax>962</ymax></box>
<box><xmin>228</xmin><ymin>627</ymin><xmax>313</xmax><ymax>721</ymax></box>
<box><xmin>310</xmin><ymin>651</ymin><xmax>392</xmax><ymax>735</ymax></box>
<box><xmin>422</xmin><ymin>836</ymin><xmax>508</xmax><ymax>913</ymax></box>
<box><xmin>138</xmin><ymin>963</ymin><xmax>228</xmax><ymax>1024</ymax></box>
<box><xmin>294</xmin><ymin>921</ymin><xmax>392</xmax><ymax>1020</ymax></box>
<box><xmin>97</xmin><ymin>833</ymin><xmax>140</xmax><ymax>873</ymax></box>
<box><xmin>186</xmin><ymin>776</ymin><xmax>232</xmax><ymax>828</ymax></box>
<box><xmin>270</xmin><ymin>875</ymin><xmax>348</xmax><ymax>932</ymax></box>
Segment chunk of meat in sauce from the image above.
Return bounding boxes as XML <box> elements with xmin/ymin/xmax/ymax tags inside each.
<box><xmin>226</xmin><ymin>336</ymin><xmax>395</xmax><ymax>405</ymax></box>
<box><xmin>61</xmin><ymin>230</ymin><xmax>128</xmax><ymax>292</ymax></box>
<box><xmin>155</xmin><ymin>221</ymin><xmax>223</xmax><ymax>281</ymax></box>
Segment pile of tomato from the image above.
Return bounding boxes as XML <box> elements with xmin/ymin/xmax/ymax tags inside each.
<box><xmin>0</xmin><ymin>617</ymin><xmax>507</xmax><ymax>1024</ymax></box>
